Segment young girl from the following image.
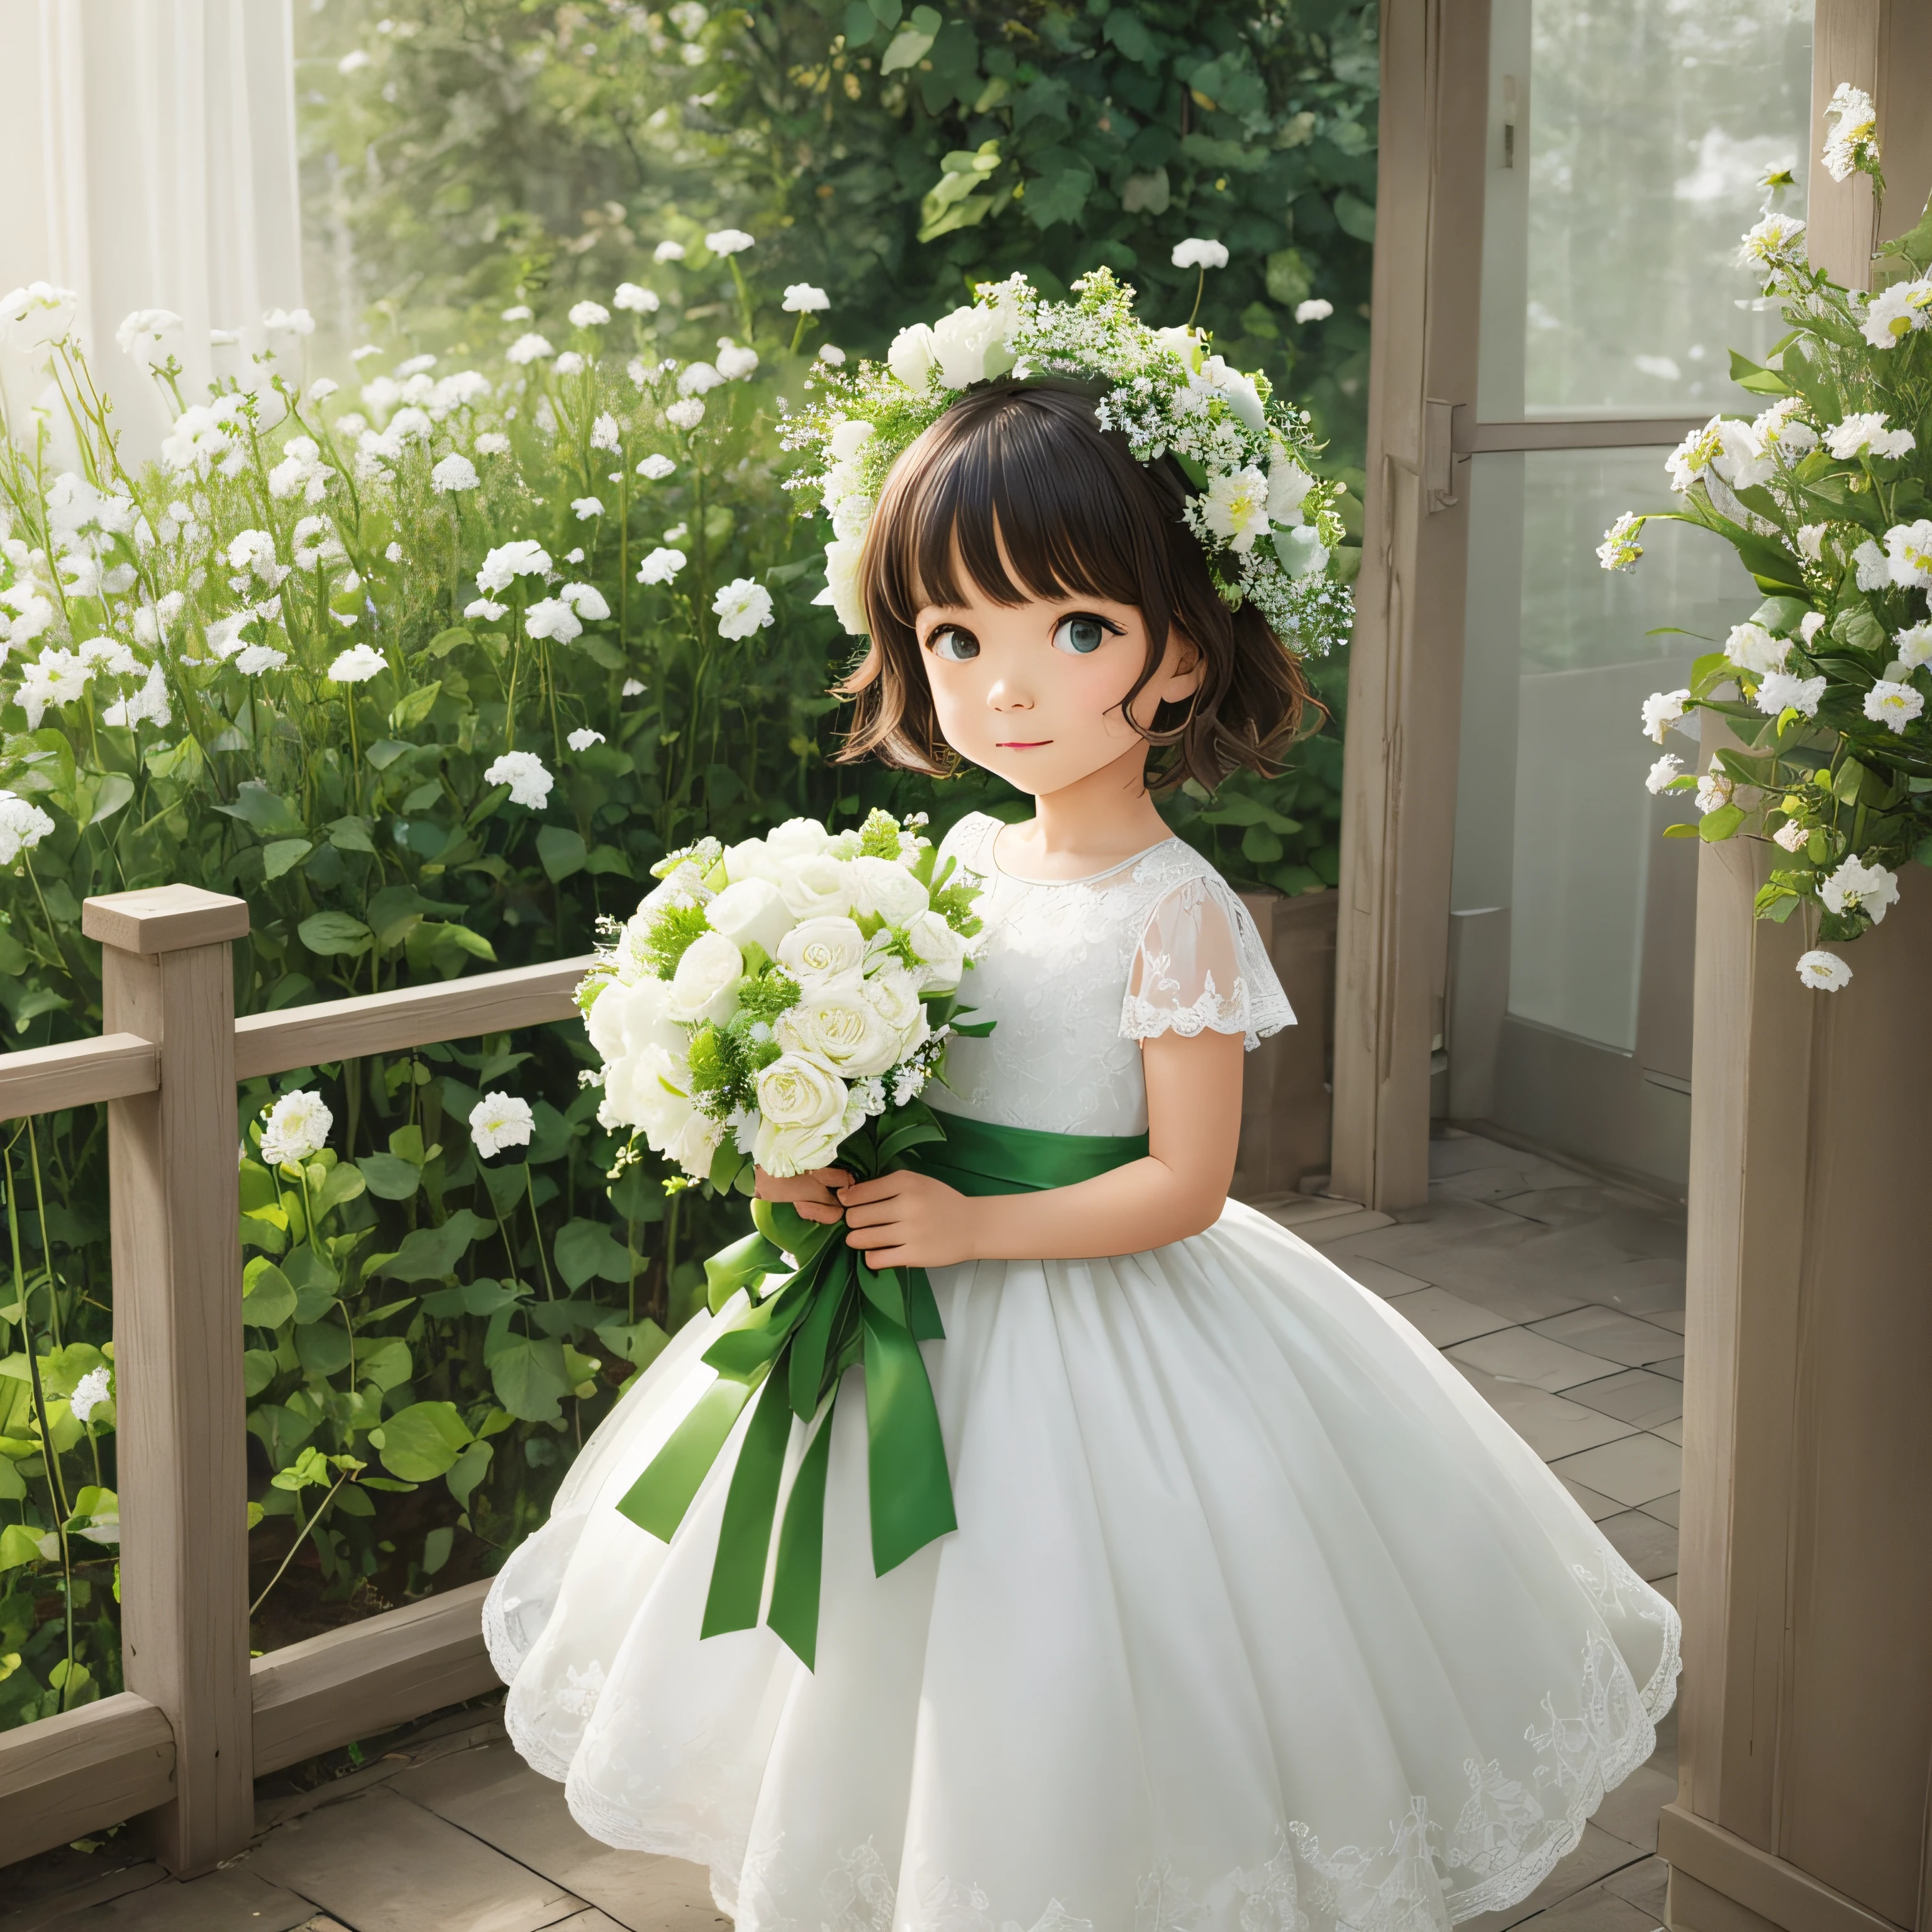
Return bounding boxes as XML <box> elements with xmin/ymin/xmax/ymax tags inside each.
<box><xmin>487</xmin><ymin>315</ymin><xmax>1678</xmax><ymax>1932</ymax></box>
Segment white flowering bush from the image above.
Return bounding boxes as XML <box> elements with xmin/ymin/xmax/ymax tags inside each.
<box><xmin>581</xmin><ymin>808</ymin><xmax>985</xmax><ymax>1185</ymax></box>
<box><xmin>1614</xmin><ymin>127</ymin><xmax>1932</xmax><ymax>993</ymax></box>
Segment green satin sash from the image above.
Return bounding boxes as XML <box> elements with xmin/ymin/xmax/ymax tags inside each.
<box><xmin>613</xmin><ymin>1106</ymin><xmax>1148</xmax><ymax>1668</ymax></box>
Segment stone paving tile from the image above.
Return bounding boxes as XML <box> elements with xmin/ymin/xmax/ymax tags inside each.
<box><xmin>1642</xmin><ymin>1490</ymin><xmax>1681</xmax><ymax>1527</ymax></box>
<box><xmin>1649</xmin><ymin>1356</ymin><xmax>1684</xmax><ymax>1381</ymax></box>
<box><xmin>1589</xmin><ymin>1765</ymin><xmax>1678</xmax><ymax>1857</ymax></box>
<box><xmin>1564</xmin><ymin>1368</ymin><xmax>1683</xmax><ymax>1430</ymax></box>
<box><xmin>1559</xmin><ymin>1476</ymin><xmax>1623</xmax><ymax>1522</ymax></box>
<box><xmin>1447</xmin><ymin>1326</ymin><xmax>1621</xmax><ymax>1393</ymax></box>
<box><xmin>1502</xmin><ymin>1882</ymin><xmax>1661</xmax><ymax>1932</ymax></box>
<box><xmin>392</xmin><ymin>1736</ymin><xmax>725</xmax><ymax>1932</ymax></box>
<box><xmin>1433</xmin><ymin>1163</ymin><xmax>1600</xmax><ymax>1205</ymax></box>
<box><xmin>1382</xmin><ymin>1285</ymin><xmax>1516</xmax><ymax>1347</ymax></box>
<box><xmin>1326</xmin><ymin>1253</ymin><xmax>1437</xmax><ymax>1299</ymax></box>
<box><xmin>1652</xmin><ymin>1572</ymin><xmax>1679</xmax><ymax>1607</ymax></box>
<box><xmin>1528</xmin><ymin>1307</ymin><xmax>1685</xmax><ymax>1367</ymax></box>
<box><xmin>1604</xmin><ymin>1854</ymin><xmax>1670</xmax><ymax>1917</ymax></box>
<box><xmin>1646</xmin><ymin>1309</ymin><xmax>1687</xmax><ymax>1335</ymax></box>
<box><xmin>1597</xmin><ymin>1509</ymin><xmax>1680</xmax><ymax>1583</ymax></box>
<box><xmin>1550</xmin><ymin>1433</ymin><xmax>1682</xmax><ymax>1509</ymax></box>
<box><xmin>1427</xmin><ymin>1132</ymin><xmax>1545</xmax><ymax>1178</ymax></box>
<box><xmin>247</xmin><ymin>1785</ymin><xmax>587</xmax><ymax>1932</ymax></box>
<box><xmin>35</xmin><ymin>1870</ymin><xmax>314</xmax><ymax>1932</ymax></box>
<box><xmin>1651</xmin><ymin>1418</ymin><xmax>1684</xmax><ymax>1445</ymax></box>
<box><xmin>1455</xmin><ymin>1824</ymin><xmax>1647</xmax><ymax>1932</ymax></box>
<box><xmin>1453</xmin><ymin>1362</ymin><xmax>1638</xmax><ymax>1461</ymax></box>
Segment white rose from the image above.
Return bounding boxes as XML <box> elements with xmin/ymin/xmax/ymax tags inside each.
<box><xmin>930</xmin><ymin>304</ymin><xmax>1016</xmax><ymax>389</ymax></box>
<box><xmin>602</xmin><ymin>1040</ymin><xmax>694</xmax><ymax>1146</ymax></box>
<box><xmin>665</xmin><ymin>1110</ymin><xmax>725</xmax><ymax>1180</ymax></box>
<box><xmin>776</xmin><ymin>976</ymin><xmax>902</xmax><ymax>1078</ymax></box>
<box><xmin>722</xmin><ymin>836</ymin><xmax>784</xmax><ymax>887</ymax></box>
<box><xmin>1194</xmin><ymin>355</ymin><xmax>1266</xmax><ymax>434</ymax></box>
<box><xmin>849</xmin><ymin>855</ymin><xmax>930</xmax><ymax>924</ymax></box>
<box><xmin>585</xmin><ymin>974</ymin><xmax>685</xmax><ymax>1067</ymax></box>
<box><xmin>778</xmin><ymin>915</ymin><xmax>869</xmax><ymax>980</ymax></box>
<box><xmin>828</xmin><ymin>418</ymin><xmax>874</xmax><ymax>462</ymax></box>
<box><xmin>767</xmin><ymin>817</ymin><xmax>834</xmax><ymax>858</ymax></box>
<box><xmin>753</xmin><ymin>1054</ymin><xmax>852</xmax><ymax>1177</ymax></box>
<box><xmin>814</xmin><ymin>536</ymin><xmax>869</xmax><ymax>638</ymax></box>
<box><xmin>705</xmin><ymin>877</ymin><xmax>794</xmax><ymax>957</ymax></box>
<box><xmin>1153</xmin><ymin>325</ymin><xmax>1205</xmax><ymax>374</ymax></box>
<box><xmin>663</xmin><ymin>928</ymin><xmax>744</xmax><ymax>1026</ymax></box>
<box><xmin>777</xmin><ymin>852</ymin><xmax>856</xmax><ymax>921</ymax></box>
<box><xmin>903</xmin><ymin>909</ymin><xmax>969</xmax><ymax>992</ymax></box>
<box><xmin>1266</xmin><ymin>455</ymin><xmax>1315</xmax><ymax>525</ymax></box>
<box><xmin>887</xmin><ymin>322</ymin><xmax>938</xmax><ymax>393</ymax></box>
<box><xmin>862</xmin><ymin>963</ymin><xmax>930</xmax><ymax>1058</ymax></box>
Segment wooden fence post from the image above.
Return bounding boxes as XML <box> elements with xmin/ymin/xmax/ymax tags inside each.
<box><xmin>82</xmin><ymin>886</ymin><xmax>253</xmax><ymax>1874</ymax></box>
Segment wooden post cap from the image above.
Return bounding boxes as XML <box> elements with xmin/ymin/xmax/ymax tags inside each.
<box><xmin>82</xmin><ymin>886</ymin><xmax>250</xmax><ymax>955</ymax></box>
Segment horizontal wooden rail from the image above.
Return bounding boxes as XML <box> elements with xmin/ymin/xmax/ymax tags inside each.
<box><xmin>0</xmin><ymin>1031</ymin><xmax>160</xmax><ymax>1124</ymax></box>
<box><xmin>234</xmin><ymin>957</ymin><xmax>593</xmax><ymax>1080</ymax></box>
<box><xmin>1658</xmin><ymin>1803</ymin><xmax>1897</xmax><ymax>1932</ymax></box>
<box><xmin>0</xmin><ymin>1692</ymin><xmax>176</xmax><ymax>1865</ymax></box>
<box><xmin>250</xmin><ymin>1580</ymin><xmax>498</xmax><ymax>1775</ymax></box>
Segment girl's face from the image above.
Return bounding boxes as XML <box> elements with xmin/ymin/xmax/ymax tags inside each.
<box><xmin>915</xmin><ymin>568</ymin><xmax>1202</xmax><ymax>799</ymax></box>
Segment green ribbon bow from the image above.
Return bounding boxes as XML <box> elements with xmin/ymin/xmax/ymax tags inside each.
<box><xmin>614</xmin><ymin>1104</ymin><xmax>1150</xmax><ymax>1668</ymax></box>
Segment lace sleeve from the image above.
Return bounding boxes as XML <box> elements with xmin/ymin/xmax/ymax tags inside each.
<box><xmin>933</xmin><ymin>811</ymin><xmax>994</xmax><ymax>886</ymax></box>
<box><xmin>1120</xmin><ymin>874</ymin><xmax>1296</xmax><ymax>1051</ymax></box>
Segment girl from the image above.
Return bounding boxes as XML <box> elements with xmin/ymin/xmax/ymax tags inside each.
<box><xmin>488</xmin><ymin>331</ymin><xmax>1677</xmax><ymax>1932</ymax></box>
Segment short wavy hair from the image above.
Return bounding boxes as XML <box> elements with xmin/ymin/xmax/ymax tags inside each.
<box><xmin>831</xmin><ymin>382</ymin><xmax>1320</xmax><ymax>790</ymax></box>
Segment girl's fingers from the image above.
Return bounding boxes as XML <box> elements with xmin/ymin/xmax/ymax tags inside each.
<box><xmin>792</xmin><ymin>1201</ymin><xmax>843</xmax><ymax>1224</ymax></box>
<box><xmin>836</xmin><ymin>1175</ymin><xmax>898</xmax><ymax>1206</ymax></box>
<box><xmin>812</xmin><ymin>1167</ymin><xmax>855</xmax><ymax>1191</ymax></box>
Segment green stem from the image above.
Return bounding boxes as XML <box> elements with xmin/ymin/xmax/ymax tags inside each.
<box><xmin>526</xmin><ymin>1167</ymin><xmax>557</xmax><ymax>1301</ymax></box>
<box><xmin>249</xmin><ymin>1475</ymin><xmax>349</xmax><ymax>1619</ymax></box>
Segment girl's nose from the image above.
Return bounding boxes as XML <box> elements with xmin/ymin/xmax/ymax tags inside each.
<box><xmin>987</xmin><ymin>678</ymin><xmax>1033</xmax><ymax>710</ymax></box>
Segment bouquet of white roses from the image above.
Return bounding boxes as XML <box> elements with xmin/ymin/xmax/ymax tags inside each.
<box><xmin>580</xmin><ymin>807</ymin><xmax>986</xmax><ymax>1185</ymax></box>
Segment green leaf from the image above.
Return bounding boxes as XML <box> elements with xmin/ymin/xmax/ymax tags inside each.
<box><xmin>242</xmin><ymin>1258</ymin><xmax>299</xmax><ymax>1330</ymax></box>
<box><xmin>1698</xmin><ymin>805</ymin><xmax>1747</xmax><ymax>841</ymax></box>
<box><xmin>243</xmin><ymin>1349</ymin><xmax>279</xmax><ymax>1397</ymax></box>
<box><xmin>315</xmin><ymin>1163</ymin><xmax>365</xmax><ymax>1214</ymax></box>
<box><xmin>299</xmin><ymin>911</ymin><xmax>374</xmax><ymax>958</ymax></box>
<box><xmin>879</xmin><ymin>4</ymin><xmax>940</xmax><ymax>72</ymax></box>
<box><xmin>405</xmin><ymin>922</ymin><xmax>497</xmax><ymax>980</ymax></box>
<box><xmin>446</xmin><ymin>1439</ymin><xmax>493</xmax><ymax>1510</ymax></box>
<box><xmin>0</xmin><ymin>1523</ymin><xmax>45</xmax><ymax>1572</ymax></box>
<box><xmin>1101</xmin><ymin>7</ymin><xmax>1160</xmax><ymax>64</ymax></box>
<box><xmin>536</xmin><ymin>826</ymin><xmax>587</xmax><ymax>882</ymax></box>
<box><xmin>218</xmin><ymin>782</ymin><xmax>306</xmax><ymax>838</ymax></box>
<box><xmin>596</xmin><ymin>1316</ymin><xmax>669</xmax><ymax>1372</ymax></box>
<box><xmin>89</xmin><ymin>773</ymin><xmax>135</xmax><ymax>826</ymax></box>
<box><xmin>282</xmin><ymin>1248</ymin><xmax>340</xmax><ymax>1321</ymax></box>
<box><xmin>388</xmin><ymin>681</ymin><xmax>442</xmax><ymax>733</ymax></box>
<box><xmin>358</xmin><ymin>1152</ymin><xmax>422</xmax><ymax>1201</ymax></box>
<box><xmin>554</xmin><ymin>1219</ymin><xmax>632</xmax><ymax>1290</ymax></box>
<box><xmin>294</xmin><ymin>1319</ymin><xmax>352</xmax><ymax>1379</ymax></box>
<box><xmin>488</xmin><ymin>1334</ymin><xmax>571</xmax><ymax>1423</ymax></box>
<box><xmin>358</xmin><ymin>1338</ymin><xmax>413</xmax><ymax>1392</ymax></box>
<box><xmin>328</xmin><ymin>815</ymin><xmax>376</xmax><ymax>854</ymax></box>
<box><xmin>374</xmin><ymin>1400</ymin><xmax>472</xmax><ymax>1480</ymax></box>
<box><xmin>421</xmin><ymin>1526</ymin><xmax>453</xmax><ymax>1576</ymax></box>
<box><xmin>1023</xmin><ymin>158</ymin><xmax>1095</xmax><ymax>231</ymax></box>
<box><xmin>377</xmin><ymin>1209</ymin><xmax>493</xmax><ymax>1283</ymax></box>
<box><xmin>1333</xmin><ymin>191</ymin><xmax>1377</xmax><ymax>242</ymax></box>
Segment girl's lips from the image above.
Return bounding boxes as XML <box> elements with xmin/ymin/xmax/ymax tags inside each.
<box><xmin>996</xmin><ymin>740</ymin><xmax>1052</xmax><ymax>748</ymax></box>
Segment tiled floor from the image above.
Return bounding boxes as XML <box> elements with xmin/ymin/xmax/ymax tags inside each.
<box><xmin>6</xmin><ymin>1130</ymin><xmax>1685</xmax><ymax>1932</ymax></box>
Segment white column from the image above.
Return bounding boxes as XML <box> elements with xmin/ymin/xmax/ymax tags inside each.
<box><xmin>0</xmin><ymin>0</ymin><xmax>303</xmax><ymax>456</ymax></box>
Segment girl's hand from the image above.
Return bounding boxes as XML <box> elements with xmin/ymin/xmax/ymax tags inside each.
<box><xmin>836</xmin><ymin>1170</ymin><xmax>975</xmax><ymax>1272</ymax></box>
<box><xmin>753</xmin><ymin>1163</ymin><xmax>855</xmax><ymax>1226</ymax></box>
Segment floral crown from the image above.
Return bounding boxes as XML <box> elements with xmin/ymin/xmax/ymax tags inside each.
<box><xmin>782</xmin><ymin>267</ymin><xmax>1351</xmax><ymax>656</ymax></box>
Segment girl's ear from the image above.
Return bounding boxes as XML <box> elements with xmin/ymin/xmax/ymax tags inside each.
<box><xmin>1162</xmin><ymin>628</ymin><xmax>1206</xmax><ymax>701</ymax></box>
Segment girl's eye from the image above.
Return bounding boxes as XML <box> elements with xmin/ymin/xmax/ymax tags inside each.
<box><xmin>1052</xmin><ymin>613</ymin><xmax>1116</xmax><ymax>656</ymax></box>
<box><xmin>926</xmin><ymin>626</ymin><xmax>979</xmax><ymax>662</ymax></box>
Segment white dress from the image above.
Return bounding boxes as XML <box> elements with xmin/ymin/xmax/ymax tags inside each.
<box><xmin>485</xmin><ymin>813</ymin><xmax>1680</xmax><ymax>1932</ymax></box>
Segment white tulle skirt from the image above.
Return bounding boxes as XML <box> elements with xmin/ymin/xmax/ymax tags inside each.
<box><xmin>484</xmin><ymin>1200</ymin><xmax>1679</xmax><ymax>1932</ymax></box>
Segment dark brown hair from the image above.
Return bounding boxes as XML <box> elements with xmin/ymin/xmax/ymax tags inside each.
<box><xmin>832</xmin><ymin>381</ymin><xmax>1319</xmax><ymax>789</ymax></box>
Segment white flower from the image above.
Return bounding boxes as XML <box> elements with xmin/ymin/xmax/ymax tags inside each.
<box><xmin>1644</xmin><ymin>753</ymin><xmax>1684</xmax><ymax>794</ymax></box>
<box><xmin>484</xmin><ymin>749</ymin><xmax>555</xmax><ymax>808</ymax></box>
<box><xmin>777</xmin><ymin>914</ymin><xmax>867</xmax><ymax>980</ymax></box>
<box><xmin>860</xmin><ymin>962</ymin><xmax>929</xmax><ymax>1058</ymax></box>
<box><xmin>1598</xmin><ymin>511</ymin><xmax>1645</xmax><ymax>572</ymax></box>
<box><xmin>654</xmin><ymin>240</ymin><xmax>687</xmax><ymax>263</ymax></box>
<box><xmin>614</xmin><ymin>283</ymin><xmax>660</xmax><ymax>313</ymax></box>
<box><xmin>1755</xmin><ymin>670</ymin><xmax>1826</xmax><ymax>718</ymax></box>
<box><xmin>1863</xmin><ymin>680</ymin><xmax>1924</xmax><ymax>735</ymax></box>
<box><xmin>776</xmin><ymin>977</ymin><xmax>901</xmax><ymax>1079</ymax></box>
<box><xmin>636</xmin><ymin>547</ymin><xmax>687</xmax><ymax>586</ymax></box>
<box><xmin>0</xmin><ymin>790</ymin><xmax>56</xmax><ymax>864</ymax></box>
<box><xmin>1860</xmin><ymin>278</ymin><xmax>1932</xmax><ymax>349</ymax></box>
<box><xmin>0</xmin><ymin>281</ymin><xmax>78</xmax><ymax>352</ymax></box>
<box><xmin>101</xmin><ymin>663</ymin><xmax>171</xmax><ymax>730</ymax></box>
<box><xmin>887</xmin><ymin>321</ymin><xmax>938</xmax><ymax>393</ymax></box>
<box><xmin>269</xmin><ymin>436</ymin><xmax>331</xmax><ymax>503</ymax></box>
<box><xmin>928</xmin><ymin>304</ymin><xmax>1017</xmax><ymax>389</ymax></box>
<box><xmin>477</xmin><ymin>538</ymin><xmax>551</xmax><ymax>592</ymax></box>
<box><xmin>1773</xmin><ymin>819</ymin><xmax>1809</xmax><ymax>852</ymax></box>
<box><xmin>1884</xmin><ymin>520</ymin><xmax>1932</xmax><ymax>589</ymax></box>
<box><xmin>260</xmin><ymin>1089</ymin><xmax>333</xmax><ymax>1165</ymax></box>
<box><xmin>475</xmin><ymin>431</ymin><xmax>511</xmax><ymax>457</ymax></box>
<box><xmin>1826</xmin><ymin>412</ymin><xmax>1914</xmax><ymax>461</ymax></box>
<box><xmin>848</xmin><ymin>854</ymin><xmax>929</xmax><ymax>924</ymax></box>
<box><xmin>1266</xmin><ymin>455</ymin><xmax>1315</xmax><ymax>526</ymax></box>
<box><xmin>1665</xmin><ymin>418</ymin><xmax>1725</xmax><ymax>493</ymax></box>
<box><xmin>636</xmin><ymin>453</ymin><xmax>675</xmax><ymax>480</ymax></box>
<box><xmin>19</xmin><ymin>648</ymin><xmax>94</xmax><ymax>727</ymax></box>
<box><xmin>553</xmin><ymin>351</ymin><xmax>587</xmax><ymax>377</ymax></box>
<box><xmin>1821</xmin><ymin>855</ymin><xmax>1898</xmax><ymax>924</ymax></box>
<box><xmin>1750</xmin><ymin>397</ymin><xmax>1816</xmax><ymax>464</ymax></box>
<box><xmin>752</xmin><ymin>1054</ymin><xmax>852</xmax><ymax>1177</ymax></box>
<box><xmin>1640</xmin><ymin>688</ymin><xmax>1691</xmax><ymax>743</ymax></box>
<box><xmin>704</xmin><ymin>228</ymin><xmax>754</xmax><ymax>255</ymax></box>
<box><xmin>506</xmin><ymin>333</ymin><xmax>555</xmax><ymax>365</ymax></box>
<box><xmin>431</xmin><ymin>453</ymin><xmax>480</xmax><ymax>492</ymax></box>
<box><xmin>902</xmin><ymin>908</ymin><xmax>969</xmax><ymax>992</ymax></box>
<box><xmin>569</xmin><ymin>301</ymin><xmax>611</xmax><ymax>328</ymax></box>
<box><xmin>235</xmin><ymin>643</ymin><xmax>286</xmax><ymax>675</ymax></box>
<box><xmin>1821</xmin><ymin>81</ymin><xmax>1877</xmax><ymax>184</ymax></box>
<box><xmin>1796</xmin><ymin>523</ymin><xmax>1829</xmax><ymax>561</ymax></box>
<box><xmin>1796</xmin><ymin>950</ymin><xmax>1852</xmax><ymax>991</ymax></box>
<box><xmin>1199</xmin><ymin>465</ymin><xmax>1272</xmax><ymax>554</ymax></box>
<box><xmin>161</xmin><ymin>397</ymin><xmax>248</xmax><ymax>477</ymax></box>
<box><xmin>309</xmin><ymin>377</ymin><xmax>340</xmax><ymax>402</ymax></box>
<box><xmin>713</xmin><ymin>577</ymin><xmax>774</xmax><ymax>640</ymax></box>
<box><xmin>1854</xmin><ymin>540</ymin><xmax>1892</xmax><ymax>591</ymax></box>
<box><xmin>469</xmin><ymin>1092</ymin><xmax>535</xmax><ymax>1158</ymax></box>
<box><xmin>817</xmin><ymin>343</ymin><xmax>847</xmax><ymax>366</ymax></box>
<box><xmin>623</xmin><ymin>677</ymin><xmax>646</xmax><ymax>696</ymax></box>
<box><xmin>589</xmin><ymin>413</ymin><xmax>622</xmax><ymax>453</ymax></box>
<box><xmin>1189</xmin><ymin>354</ymin><xmax>1267</xmax><ymax>434</ymax></box>
<box><xmin>666</xmin><ymin>398</ymin><xmax>706</xmax><ymax>430</ymax></box>
<box><xmin>1172</xmin><ymin>238</ymin><xmax>1230</xmax><ymax>270</ymax></box>
<box><xmin>783</xmin><ymin>284</ymin><xmax>830</xmax><ymax>313</ymax></box>
<box><xmin>1736</xmin><ymin>212</ymin><xmax>1807</xmax><ymax>273</ymax></box>
<box><xmin>677</xmin><ymin>362</ymin><xmax>724</xmax><ymax>396</ymax></box>
<box><xmin>1724</xmin><ymin>621</ymin><xmax>1789</xmax><ymax>677</ymax></box>
<box><xmin>116</xmin><ymin>308</ymin><xmax>184</xmax><ymax>364</ymax></box>
<box><xmin>264</xmin><ymin>306</ymin><xmax>315</xmax><ymax>336</ymax></box>
<box><xmin>560</xmin><ymin>582</ymin><xmax>611</xmax><ymax>621</ymax></box>
<box><xmin>663</xmin><ymin>929</ymin><xmax>744</xmax><ymax>1026</ymax></box>
<box><xmin>69</xmin><ymin>1365</ymin><xmax>113</xmax><ymax>1424</ymax></box>
<box><xmin>328</xmin><ymin>643</ymin><xmax>386</xmax><ymax>683</ymax></box>
<box><xmin>525</xmin><ymin>597</ymin><xmax>583</xmax><ymax>644</ymax></box>
<box><xmin>465</xmin><ymin>597</ymin><xmax>508</xmax><ymax>622</ymax></box>
<box><xmin>828</xmin><ymin>418</ymin><xmax>874</xmax><ymax>462</ymax></box>
<box><xmin>567</xmin><ymin>727</ymin><xmax>606</xmax><ymax>752</ymax></box>
<box><xmin>1694</xmin><ymin>770</ymin><xmax>1734</xmax><ymax>814</ymax></box>
<box><xmin>774</xmin><ymin>852</ymin><xmax>856</xmax><ymax>922</ymax></box>
<box><xmin>1894</xmin><ymin>621</ymin><xmax>1932</xmax><ymax>672</ymax></box>
<box><xmin>572</xmin><ymin>497</ymin><xmax>604</xmax><ymax>520</ymax></box>
<box><xmin>1294</xmin><ymin>298</ymin><xmax>1333</xmax><ymax>323</ymax></box>
<box><xmin>716</xmin><ymin>341</ymin><xmax>759</xmax><ymax>380</ymax></box>
<box><xmin>704</xmin><ymin>877</ymin><xmax>792</xmax><ymax>957</ymax></box>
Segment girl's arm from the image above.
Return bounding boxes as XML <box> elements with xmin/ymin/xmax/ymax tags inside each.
<box><xmin>826</xmin><ymin>1026</ymin><xmax>1245</xmax><ymax>1269</ymax></box>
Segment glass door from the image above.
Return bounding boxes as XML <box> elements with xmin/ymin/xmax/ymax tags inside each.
<box><xmin>1445</xmin><ymin>0</ymin><xmax>1813</xmax><ymax>1188</ymax></box>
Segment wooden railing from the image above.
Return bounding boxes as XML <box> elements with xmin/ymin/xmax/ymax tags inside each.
<box><xmin>0</xmin><ymin>886</ymin><xmax>592</xmax><ymax>1873</ymax></box>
